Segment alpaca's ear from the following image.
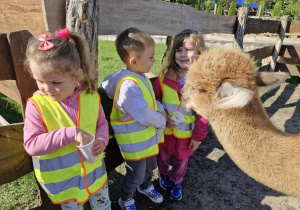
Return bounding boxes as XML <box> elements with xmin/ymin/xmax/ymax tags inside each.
<box><xmin>215</xmin><ymin>82</ymin><xmax>254</xmax><ymax>109</ymax></box>
<box><xmin>255</xmin><ymin>72</ymin><xmax>288</xmax><ymax>90</ymax></box>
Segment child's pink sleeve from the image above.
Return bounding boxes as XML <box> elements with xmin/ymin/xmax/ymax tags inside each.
<box><xmin>153</xmin><ymin>77</ymin><xmax>162</xmax><ymax>103</ymax></box>
<box><xmin>192</xmin><ymin>115</ymin><xmax>209</xmax><ymax>142</ymax></box>
<box><xmin>23</xmin><ymin>100</ymin><xmax>76</xmax><ymax>156</ymax></box>
<box><xmin>95</xmin><ymin>105</ymin><xmax>109</xmax><ymax>146</ymax></box>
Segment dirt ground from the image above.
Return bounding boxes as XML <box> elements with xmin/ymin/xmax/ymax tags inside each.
<box><xmin>107</xmin><ymin>82</ymin><xmax>300</xmax><ymax>210</ymax></box>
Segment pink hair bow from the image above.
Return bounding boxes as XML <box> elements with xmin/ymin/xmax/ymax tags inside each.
<box><xmin>55</xmin><ymin>28</ymin><xmax>71</xmax><ymax>40</ymax></box>
<box><xmin>37</xmin><ymin>34</ymin><xmax>54</xmax><ymax>51</ymax></box>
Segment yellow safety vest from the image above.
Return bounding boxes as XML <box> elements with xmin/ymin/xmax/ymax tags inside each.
<box><xmin>158</xmin><ymin>70</ymin><xmax>196</xmax><ymax>139</ymax></box>
<box><xmin>29</xmin><ymin>91</ymin><xmax>107</xmax><ymax>204</ymax></box>
<box><xmin>110</xmin><ymin>75</ymin><xmax>163</xmax><ymax>161</ymax></box>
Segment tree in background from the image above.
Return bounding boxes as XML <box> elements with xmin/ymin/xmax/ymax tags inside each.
<box><xmin>228</xmin><ymin>0</ymin><xmax>236</xmax><ymax>16</ymax></box>
<box><xmin>244</xmin><ymin>0</ymin><xmax>250</xmax><ymax>8</ymax></box>
<box><xmin>281</xmin><ymin>0</ymin><xmax>300</xmax><ymax>20</ymax></box>
<box><xmin>273</xmin><ymin>0</ymin><xmax>282</xmax><ymax>16</ymax></box>
<box><xmin>205</xmin><ymin>1</ymin><xmax>212</xmax><ymax>12</ymax></box>
<box><xmin>256</xmin><ymin>0</ymin><xmax>266</xmax><ymax>16</ymax></box>
<box><xmin>217</xmin><ymin>0</ymin><xmax>224</xmax><ymax>15</ymax></box>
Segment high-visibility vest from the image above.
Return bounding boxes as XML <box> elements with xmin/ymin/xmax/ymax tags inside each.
<box><xmin>158</xmin><ymin>70</ymin><xmax>196</xmax><ymax>139</ymax></box>
<box><xmin>29</xmin><ymin>91</ymin><xmax>107</xmax><ymax>204</ymax></box>
<box><xmin>110</xmin><ymin>75</ymin><xmax>163</xmax><ymax>161</ymax></box>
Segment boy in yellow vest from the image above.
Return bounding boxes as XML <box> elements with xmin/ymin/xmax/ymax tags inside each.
<box><xmin>102</xmin><ymin>27</ymin><xmax>166</xmax><ymax>210</ymax></box>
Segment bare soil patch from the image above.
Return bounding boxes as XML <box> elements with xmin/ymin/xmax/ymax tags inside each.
<box><xmin>108</xmin><ymin>82</ymin><xmax>300</xmax><ymax>210</ymax></box>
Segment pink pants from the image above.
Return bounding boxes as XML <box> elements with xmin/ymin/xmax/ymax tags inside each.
<box><xmin>157</xmin><ymin>150</ymin><xmax>189</xmax><ymax>184</ymax></box>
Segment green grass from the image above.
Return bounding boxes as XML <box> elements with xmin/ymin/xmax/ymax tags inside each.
<box><xmin>98</xmin><ymin>40</ymin><xmax>167</xmax><ymax>85</ymax></box>
<box><xmin>0</xmin><ymin>93</ymin><xmax>23</xmax><ymax>123</ymax></box>
<box><xmin>0</xmin><ymin>173</ymin><xmax>40</xmax><ymax>210</ymax></box>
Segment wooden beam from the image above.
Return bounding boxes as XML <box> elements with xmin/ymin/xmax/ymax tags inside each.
<box><xmin>99</xmin><ymin>0</ymin><xmax>236</xmax><ymax>36</ymax></box>
<box><xmin>0</xmin><ymin>115</ymin><xmax>9</xmax><ymax>126</ymax></box>
<box><xmin>40</xmin><ymin>0</ymin><xmax>66</xmax><ymax>33</ymax></box>
<box><xmin>233</xmin><ymin>7</ymin><xmax>249</xmax><ymax>50</ymax></box>
<box><xmin>286</xmin><ymin>20</ymin><xmax>300</xmax><ymax>34</ymax></box>
<box><xmin>279</xmin><ymin>45</ymin><xmax>300</xmax><ymax>59</ymax></box>
<box><xmin>247</xmin><ymin>45</ymin><xmax>274</xmax><ymax>61</ymax></box>
<box><xmin>0</xmin><ymin>33</ymin><xmax>15</xmax><ymax>80</ymax></box>
<box><xmin>0</xmin><ymin>0</ymin><xmax>46</xmax><ymax>36</ymax></box>
<box><xmin>0</xmin><ymin>123</ymin><xmax>32</xmax><ymax>185</ymax></box>
<box><xmin>275</xmin><ymin>63</ymin><xmax>300</xmax><ymax>76</ymax></box>
<box><xmin>269</xmin><ymin>16</ymin><xmax>288</xmax><ymax>72</ymax></box>
<box><xmin>7</xmin><ymin>30</ymin><xmax>38</xmax><ymax>118</ymax></box>
<box><xmin>0</xmin><ymin>80</ymin><xmax>21</xmax><ymax>104</ymax></box>
<box><xmin>245</xmin><ymin>18</ymin><xmax>281</xmax><ymax>35</ymax></box>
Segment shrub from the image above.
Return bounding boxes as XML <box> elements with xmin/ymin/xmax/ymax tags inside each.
<box><xmin>228</xmin><ymin>0</ymin><xmax>236</xmax><ymax>16</ymax></box>
<box><xmin>217</xmin><ymin>0</ymin><xmax>224</xmax><ymax>15</ymax></box>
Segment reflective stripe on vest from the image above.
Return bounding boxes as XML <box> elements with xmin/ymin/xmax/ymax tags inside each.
<box><xmin>110</xmin><ymin>76</ymin><xmax>162</xmax><ymax>161</ymax></box>
<box><xmin>158</xmin><ymin>70</ymin><xmax>196</xmax><ymax>139</ymax></box>
<box><xmin>30</xmin><ymin>91</ymin><xmax>107</xmax><ymax>204</ymax></box>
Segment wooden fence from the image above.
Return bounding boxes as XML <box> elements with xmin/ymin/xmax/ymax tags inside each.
<box><xmin>0</xmin><ymin>0</ymin><xmax>299</xmax><ymax>209</ymax></box>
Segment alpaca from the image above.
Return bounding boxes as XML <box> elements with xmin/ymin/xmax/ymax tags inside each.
<box><xmin>181</xmin><ymin>48</ymin><xmax>300</xmax><ymax>198</ymax></box>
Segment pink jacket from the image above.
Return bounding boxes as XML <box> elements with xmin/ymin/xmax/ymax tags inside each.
<box><xmin>153</xmin><ymin>73</ymin><xmax>208</xmax><ymax>142</ymax></box>
<box><xmin>23</xmin><ymin>88</ymin><xmax>109</xmax><ymax>156</ymax></box>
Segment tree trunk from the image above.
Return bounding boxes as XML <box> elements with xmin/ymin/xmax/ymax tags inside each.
<box><xmin>66</xmin><ymin>0</ymin><xmax>99</xmax><ymax>81</ymax></box>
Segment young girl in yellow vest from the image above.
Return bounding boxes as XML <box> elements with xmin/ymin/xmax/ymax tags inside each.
<box><xmin>153</xmin><ymin>29</ymin><xmax>209</xmax><ymax>201</ymax></box>
<box><xmin>23</xmin><ymin>28</ymin><xmax>111</xmax><ymax>210</ymax></box>
<box><xmin>102</xmin><ymin>27</ymin><xmax>166</xmax><ymax>210</ymax></box>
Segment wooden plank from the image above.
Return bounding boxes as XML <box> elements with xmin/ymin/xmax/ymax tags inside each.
<box><xmin>277</xmin><ymin>56</ymin><xmax>300</xmax><ymax>65</ymax></box>
<box><xmin>279</xmin><ymin>45</ymin><xmax>300</xmax><ymax>59</ymax></box>
<box><xmin>40</xmin><ymin>0</ymin><xmax>66</xmax><ymax>33</ymax></box>
<box><xmin>245</xmin><ymin>18</ymin><xmax>281</xmax><ymax>34</ymax></box>
<box><xmin>286</xmin><ymin>20</ymin><xmax>300</xmax><ymax>34</ymax></box>
<box><xmin>0</xmin><ymin>115</ymin><xmax>9</xmax><ymax>126</ymax></box>
<box><xmin>0</xmin><ymin>0</ymin><xmax>46</xmax><ymax>37</ymax></box>
<box><xmin>233</xmin><ymin>7</ymin><xmax>248</xmax><ymax>50</ymax></box>
<box><xmin>7</xmin><ymin>30</ymin><xmax>38</xmax><ymax>117</ymax></box>
<box><xmin>0</xmin><ymin>80</ymin><xmax>22</xmax><ymax>104</ymax></box>
<box><xmin>275</xmin><ymin>63</ymin><xmax>300</xmax><ymax>76</ymax></box>
<box><xmin>247</xmin><ymin>45</ymin><xmax>274</xmax><ymax>61</ymax></box>
<box><xmin>99</xmin><ymin>0</ymin><xmax>236</xmax><ymax>36</ymax></box>
<box><xmin>0</xmin><ymin>123</ymin><xmax>32</xmax><ymax>185</ymax></box>
<box><xmin>269</xmin><ymin>16</ymin><xmax>288</xmax><ymax>72</ymax></box>
<box><xmin>0</xmin><ymin>33</ymin><xmax>15</xmax><ymax>80</ymax></box>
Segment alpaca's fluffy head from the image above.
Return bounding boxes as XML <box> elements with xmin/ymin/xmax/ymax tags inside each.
<box><xmin>182</xmin><ymin>48</ymin><xmax>288</xmax><ymax>118</ymax></box>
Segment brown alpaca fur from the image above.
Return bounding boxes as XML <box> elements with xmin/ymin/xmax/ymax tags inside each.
<box><xmin>182</xmin><ymin>48</ymin><xmax>300</xmax><ymax>198</ymax></box>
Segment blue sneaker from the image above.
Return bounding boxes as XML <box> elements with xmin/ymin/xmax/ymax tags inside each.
<box><xmin>137</xmin><ymin>184</ymin><xmax>163</xmax><ymax>203</ymax></box>
<box><xmin>118</xmin><ymin>197</ymin><xmax>137</xmax><ymax>210</ymax></box>
<box><xmin>170</xmin><ymin>182</ymin><xmax>182</xmax><ymax>201</ymax></box>
<box><xmin>159</xmin><ymin>173</ymin><xmax>171</xmax><ymax>190</ymax></box>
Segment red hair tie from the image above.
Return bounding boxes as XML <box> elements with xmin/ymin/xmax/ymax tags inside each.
<box><xmin>37</xmin><ymin>34</ymin><xmax>54</xmax><ymax>51</ymax></box>
<box><xmin>55</xmin><ymin>28</ymin><xmax>71</xmax><ymax>40</ymax></box>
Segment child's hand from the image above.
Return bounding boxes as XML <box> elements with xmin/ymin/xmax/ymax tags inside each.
<box><xmin>76</xmin><ymin>128</ymin><xmax>94</xmax><ymax>146</ymax></box>
<box><xmin>91</xmin><ymin>138</ymin><xmax>106</xmax><ymax>157</ymax></box>
<box><xmin>189</xmin><ymin>139</ymin><xmax>201</xmax><ymax>151</ymax></box>
<box><xmin>166</xmin><ymin>113</ymin><xmax>176</xmax><ymax>128</ymax></box>
<box><xmin>160</xmin><ymin>111</ymin><xmax>167</xmax><ymax>123</ymax></box>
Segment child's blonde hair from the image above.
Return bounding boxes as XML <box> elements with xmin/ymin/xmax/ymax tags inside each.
<box><xmin>115</xmin><ymin>27</ymin><xmax>155</xmax><ymax>64</ymax></box>
<box><xmin>163</xmin><ymin>29</ymin><xmax>206</xmax><ymax>81</ymax></box>
<box><xmin>25</xmin><ymin>29</ymin><xmax>97</xmax><ymax>93</ymax></box>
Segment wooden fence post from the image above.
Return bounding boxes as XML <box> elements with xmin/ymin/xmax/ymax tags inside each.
<box><xmin>269</xmin><ymin>15</ymin><xmax>288</xmax><ymax>72</ymax></box>
<box><xmin>66</xmin><ymin>0</ymin><xmax>99</xmax><ymax>80</ymax></box>
<box><xmin>214</xmin><ymin>4</ymin><xmax>217</xmax><ymax>14</ymax></box>
<box><xmin>233</xmin><ymin>7</ymin><xmax>249</xmax><ymax>50</ymax></box>
<box><xmin>257</xmin><ymin>5</ymin><xmax>262</xmax><ymax>18</ymax></box>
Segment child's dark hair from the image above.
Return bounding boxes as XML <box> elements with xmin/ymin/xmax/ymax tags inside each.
<box><xmin>25</xmin><ymin>29</ymin><xmax>97</xmax><ymax>93</ymax></box>
<box><xmin>163</xmin><ymin>29</ymin><xmax>206</xmax><ymax>81</ymax></box>
<box><xmin>115</xmin><ymin>27</ymin><xmax>155</xmax><ymax>64</ymax></box>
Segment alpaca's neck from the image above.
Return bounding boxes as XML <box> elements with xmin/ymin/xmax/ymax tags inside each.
<box><xmin>208</xmin><ymin>95</ymin><xmax>300</xmax><ymax>198</ymax></box>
